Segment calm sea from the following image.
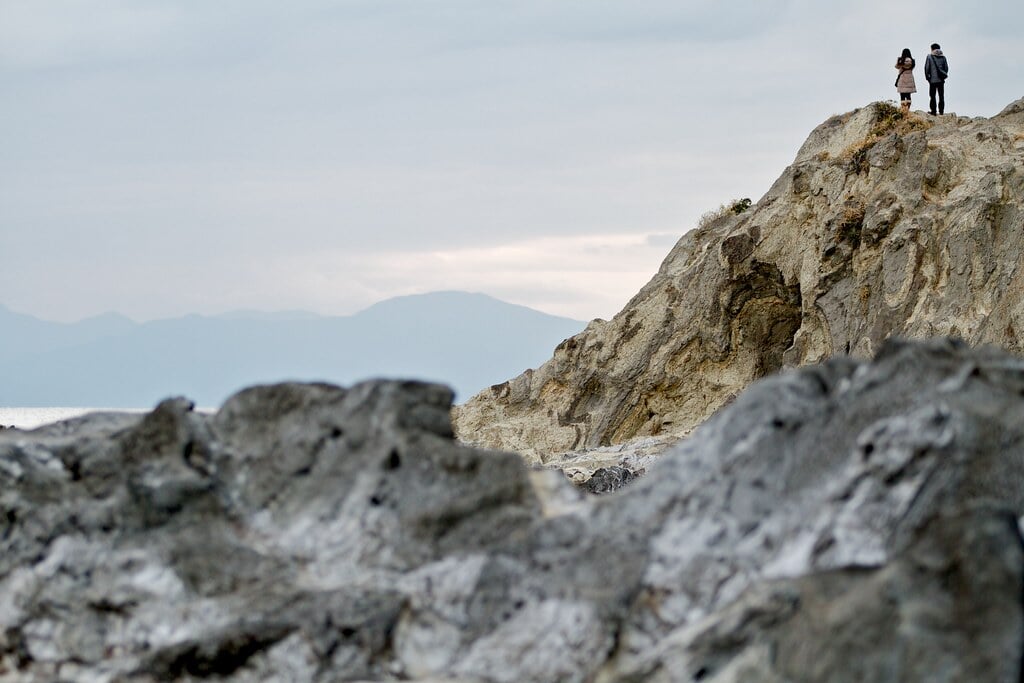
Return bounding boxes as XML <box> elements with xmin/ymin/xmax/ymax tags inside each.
<box><xmin>0</xmin><ymin>407</ymin><xmax>147</xmax><ymax>430</ymax></box>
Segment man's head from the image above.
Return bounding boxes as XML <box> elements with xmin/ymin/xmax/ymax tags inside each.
<box><xmin>931</xmin><ymin>43</ymin><xmax>941</xmax><ymax>51</ymax></box>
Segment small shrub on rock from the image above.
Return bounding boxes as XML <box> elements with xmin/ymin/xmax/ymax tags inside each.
<box><xmin>698</xmin><ymin>197</ymin><xmax>753</xmax><ymax>229</ymax></box>
<box><xmin>839</xmin><ymin>102</ymin><xmax>934</xmax><ymax>168</ymax></box>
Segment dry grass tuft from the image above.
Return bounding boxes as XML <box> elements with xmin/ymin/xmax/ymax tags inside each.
<box><xmin>837</xmin><ymin>202</ymin><xmax>867</xmax><ymax>248</ymax></box>
<box><xmin>858</xmin><ymin>284</ymin><xmax>872</xmax><ymax>304</ymax></box>
<box><xmin>839</xmin><ymin>102</ymin><xmax>934</xmax><ymax>167</ymax></box>
<box><xmin>697</xmin><ymin>198</ymin><xmax>753</xmax><ymax>229</ymax></box>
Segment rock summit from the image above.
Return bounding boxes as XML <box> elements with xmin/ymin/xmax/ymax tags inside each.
<box><xmin>455</xmin><ymin>98</ymin><xmax>1024</xmax><ymax>462</ymax></box>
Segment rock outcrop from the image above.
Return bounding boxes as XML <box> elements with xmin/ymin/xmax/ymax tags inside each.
<box><xmin>454</xmin><ymin>98</ymin><xmax>1024</xmax><ymax>461</ymax></box>
<box><xmin>2</xmin><ymin>338</ymin><xmax>1024</xmax><ymax>681</ymax></box>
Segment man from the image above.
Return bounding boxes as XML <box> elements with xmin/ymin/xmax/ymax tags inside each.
<box><xmin>924</xmin><ymin>43</ymin><xmax>950</xmax><ymax>116</ymax></box>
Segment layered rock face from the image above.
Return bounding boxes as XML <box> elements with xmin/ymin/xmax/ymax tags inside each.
<box><xmin>454</xmin><ymin>98</ymin><xmax>1024</xmax><ymax>460</ymax></box>
<box><xmin>2</xmin><ymin>339</ymin><xmax>1024</xmax><ymax>681</ymax></box>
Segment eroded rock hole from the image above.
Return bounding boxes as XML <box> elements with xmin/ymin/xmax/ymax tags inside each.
<box><xmin>386</xmin><ymin>449</ymin><xmax>402</xmax><ymax>470</ymax></box>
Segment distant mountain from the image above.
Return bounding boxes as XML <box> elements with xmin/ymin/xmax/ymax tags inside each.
<box><xmin>0</xmin><ymin>305</ymin><xmax>136</xmax><ymax>359</ymax></box>
<box><xmin>216</xmin><ymin>310</ymin><xmax>324</xmax><ymax>322</ymax></box>
<box><xmin>0</xmin><ymin>292</ymin><xmax>584</xmax><ymax>407</ymax></box>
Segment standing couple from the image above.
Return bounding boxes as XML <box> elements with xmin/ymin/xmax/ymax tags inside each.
<box><xmin>895</xmin><ymin>44</ymin><xmax>949</xmax><ymax>116</ymax></box>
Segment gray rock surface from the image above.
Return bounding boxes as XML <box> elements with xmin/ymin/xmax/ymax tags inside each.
<box><xmin>546</xmin><ymin>435</ymin><xmax>671</xmax><ymax>489</ymax></box>
<box><xmin>454</xmin><ymin>98</ymin><xmax>1024</xmax><ymax>461</ymax></box>
<box><xmin>2</xmin><ymin>338</ymin><xmax>1024</xmax><ymax>681</ymax></box>
<box><xmin>580</xmin><ymin>466</ymin><xmax>638</xmax><ymax>495</ymax></box>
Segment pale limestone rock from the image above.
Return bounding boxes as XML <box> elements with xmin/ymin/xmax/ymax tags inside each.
<box><xmin>454</xmin><ymin>98</ymin><xmax>1024</xmax><ymax>461</ymax></box>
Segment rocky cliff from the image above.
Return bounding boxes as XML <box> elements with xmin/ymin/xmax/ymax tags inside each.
<box><xmin>5</xmin><ymin>100</ymin><xmax>1024</xmax><ymax>683</ymax></box>
<box><xmin>2</xmin><ymin>339</ymin><xmax>1024</xmax><ymax>681</ymax></box>
<box><xmin>454</xmin><ymin>98</ymin><xmax>1024</xmax><ymax>461</ymax></box>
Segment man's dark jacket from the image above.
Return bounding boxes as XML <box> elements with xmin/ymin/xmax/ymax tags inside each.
<box><xmin>925</xmin><ymin>50</ymin><xmax>949</xmax><ymax>84</ymax></box>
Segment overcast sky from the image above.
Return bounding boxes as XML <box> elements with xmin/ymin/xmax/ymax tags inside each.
<box><xmin>2</xmin><ymin>1</ymin><xmax>1021</xmax><ymax>323</ymax></box>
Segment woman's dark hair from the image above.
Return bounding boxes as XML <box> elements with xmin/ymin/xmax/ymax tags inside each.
<box><xmin>897</xmin><ymin>48</ymin><xmax>915</xmax><ymax>68</ymax></box>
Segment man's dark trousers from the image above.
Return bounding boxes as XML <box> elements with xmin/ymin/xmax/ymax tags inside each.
<box><xmin>929</xmin><ymin>82</ymin><xmax>945</xmax><ymax>115</ymax></box>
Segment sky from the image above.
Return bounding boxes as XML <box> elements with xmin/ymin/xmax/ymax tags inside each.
<box><xmin>2</xmin><ymin>1</ymin><xmax>1022</xmax><ymax>324</ymax></box>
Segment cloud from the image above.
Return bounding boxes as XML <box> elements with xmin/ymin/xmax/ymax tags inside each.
<box><xmin>328</xmin><ymin>232</ymin><xmax>676</xmax><ymax>320</ymax></box>
<box><xmin>646</xmin><ymin>233</ymin><xmax>681</xmax><ymax>248</ymax></box>
<box><xmin>3</xmin><ymin>0</ymin><xmax>1023</xmax><ymax>324</ymax></box>
<box><xmin>0</xmin><ymin>1</ymin><xmax>182</xmax><ymax>69</ymax></box>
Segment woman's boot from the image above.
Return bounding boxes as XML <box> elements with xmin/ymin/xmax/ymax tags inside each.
<box><xmin>900</xmin><ymin>100</ymin><xmax>911</xmax><ymax>113</ymax></box>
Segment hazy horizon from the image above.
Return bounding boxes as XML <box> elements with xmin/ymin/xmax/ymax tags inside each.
<box><xmin>0</xmin><ymin>289</ymin><xmax>587</xmax><ymax>325</ymax></box>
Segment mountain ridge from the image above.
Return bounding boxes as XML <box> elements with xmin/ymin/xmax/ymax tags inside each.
<box><xmin>0</xmin><ymin>291</ymin><xmax>584</xmax><ymax>407</ymax></box>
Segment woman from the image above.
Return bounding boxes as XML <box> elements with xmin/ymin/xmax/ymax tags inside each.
<box><xmin>895</xmin><ymin>48</ymin><xmax>917</xmax><ymax>112</ymax></box>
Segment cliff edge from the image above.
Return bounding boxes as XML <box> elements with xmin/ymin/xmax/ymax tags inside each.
<box><xmin>454</xmin><ymin>98</ymin><xmax>1024</xmax><ymax>461</ymax></box>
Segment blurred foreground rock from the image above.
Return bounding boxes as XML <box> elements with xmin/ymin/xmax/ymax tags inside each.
<box><xmin>2</xmin><ymin>338</ymin><xmax>1024</xmax><ymax>681</ymax></box>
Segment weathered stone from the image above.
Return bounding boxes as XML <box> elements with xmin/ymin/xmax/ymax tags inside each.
<box><xmin>0</xmin><ymin>379</ymin><xmax>549</xmax><ymax>682</ymax></box>
<box><xmin>454</xmin><ymin>99</ymin><xmax>1024</xmax><ymax>462</ymax></box>
<box><xmin>2</xmin><ymin>339</ymin><xmax>1024</xmax><ymax>681</ymax></box>
<box><xmin>616</xmin><ymin>508</ymin><xmax>1024</xmax><ymax>683</ymax></box>
<box><xmin>580</xmin><ymin>466</ymin><xmax>638</xmax><ymax>494</ymax></box>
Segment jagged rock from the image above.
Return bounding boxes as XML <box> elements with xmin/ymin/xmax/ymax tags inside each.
<box><xmin>598</xmin><ymin>337</ymin><xmax>1024</xmax><ymax>681</ymax></box>
<box><xmin>0</xmin><ymin>380</ymin><xmax>542</xmax><ymax>682</ymax></box>
<box><xmin>2</xmin><ymin>339</ymin><xmax>1024</xmax><ymax>681</ymax></box>
<box><xmin>579</xmin><ymin>466</ymin><xmax>639</xmax><ymax>495</ymax></box>
<box><xmin>546</xmin><ymin>435</ymin><xmax>671</xmax><ymax>487</ymax></box>
<box><xmin>619</xmin><ymin>507</ymin><xmax>1023</xmax><ymax>683</ymax></box>
<box><xmin>453</xmin><ymin>98</ymin><xmax>1024</xmax><ymax>461</ymax></box>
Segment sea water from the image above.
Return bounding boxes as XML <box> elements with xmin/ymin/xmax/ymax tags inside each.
<box><xmin>0</xmin><ymin>406</ymin><xmax>219</xmax><ymax>430</ymax></box>
<box><xmin>0</xmin><ymin>407</ymin><xmax>147</xmax><ymax>430</ymax></box>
